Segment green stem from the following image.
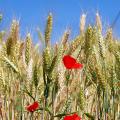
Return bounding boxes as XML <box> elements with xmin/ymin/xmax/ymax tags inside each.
<box><xmin>66</xmin><ymin>79</ymin><xmax>68</xmax><ymax>101</ymax></box>
<box><xmin>30</xmin><ymin>112</ymin><xmax>33</xmax><ymax>120</ymax></box>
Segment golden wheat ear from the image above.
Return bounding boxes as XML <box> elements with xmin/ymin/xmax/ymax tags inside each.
<box><xmin>25</xmin><ymin>33</ymin><xmax>32</xmax><ymax>65</ymax></box>
<box><xmin>96</xmin><ymin>12</ymin><xmax>102</xmax><ymax>32</ymax></box>
<box><xmin>80</xmin><ymin>13</ymin><xmax>86</xmax><ymax>34</ymax></box>
<box><xmin>45</xmin><ymin>13</ymin><xmax>53</xmax><ymax>48</ymax></box>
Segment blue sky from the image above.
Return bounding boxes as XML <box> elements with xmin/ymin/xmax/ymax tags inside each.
<box><xmin>0</xmin><ymin>0</ymin><xmax>120</xmax><ymax>43</ymax></box>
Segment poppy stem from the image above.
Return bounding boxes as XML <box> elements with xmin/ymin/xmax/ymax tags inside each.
<box><xmin>30</xmin><ymin>112</ymin><xmax>33</xmax><ymax>120</ymax></box>
<box><xmin>67</xmin><ymin>79</ymin><xmax>68</xmax><ymax>102</ymax></box>
<box><xmin>66</xmin><ymin>70</ymin><xmax>70</xmax><ymax>112</ymax></box>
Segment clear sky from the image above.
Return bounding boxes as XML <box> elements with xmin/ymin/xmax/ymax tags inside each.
<box><xmin>0</xmin><ymin>0</ymin><xmax>120</xmax><ymax>43</ymax></box>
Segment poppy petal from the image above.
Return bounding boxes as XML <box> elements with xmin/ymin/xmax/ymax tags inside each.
<box><xmin>63</xmin><ymin>113</ymin><xmax>82</xmax><ymax>120</ymax></box>
<box><xmin>73</xmin><ymin>114</ymin><xmax>82</xmax><ymax>120</ymax></box>
<box><xmin>26</xmin><ymin>101</ymin><xmax>39</xmax><ymax>112</ymax></box>
<box><xmin>64</xmin><ymin>115</ymin><xmax>72</xmax><ymax>120</ymax></box>
<box><xmin>63</xmin><ymin>55</ymin><xmax>76</xmax><ymax>69</ymax></box>
<box><xmin>73</xmin><ymin>63</ymin><xmax>83</xmax><ymax>69</ymax></box>
<box><xmin>33</xmin><ymin>101</ymin><xmax>39</xmax><ymax>108</ymax></box>
<box><xmin>27</xmin><ymin>106</ymin><xmax>33</xmax><ymax>112</ymax></box>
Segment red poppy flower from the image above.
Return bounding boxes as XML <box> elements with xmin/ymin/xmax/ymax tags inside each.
<box><xmin>64</xmin><ymin>113</ymin><xmax>82</xmax><ymax>120</ymax></box>
<box><xmin>26</xmin><ymin>101</ymin><xmax>39</xmax><ymax>112</ymax></box>
<box><xmin>63</xmin><ymin>55</ymin><xmax>83</xmax><ymax>69</ymax></box>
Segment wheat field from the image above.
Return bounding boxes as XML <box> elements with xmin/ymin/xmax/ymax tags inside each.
<box><xmin>0</xmin><ymin>13</ymin><xmax>120</xmax><ymax>120</ymax></box>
